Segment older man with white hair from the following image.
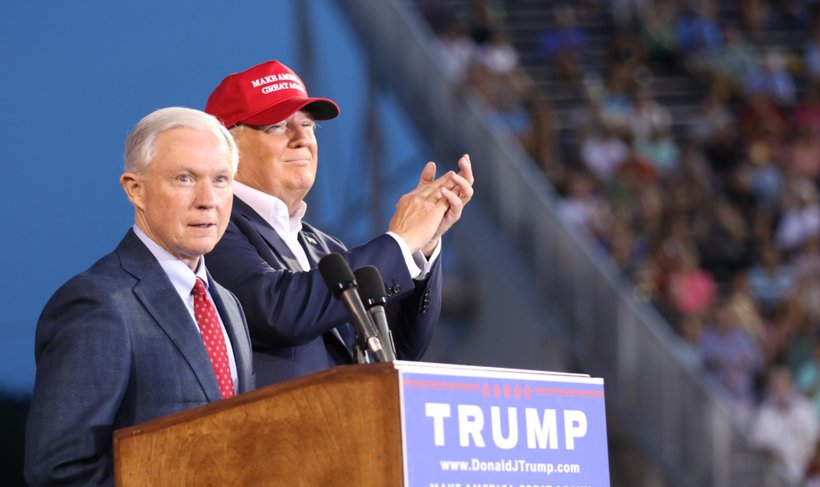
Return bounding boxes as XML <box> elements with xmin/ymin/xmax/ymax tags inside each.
<box><xmin>25</xmin><ymin>107</ymin><xmax>254</xmax><ymax>486</ymax></box>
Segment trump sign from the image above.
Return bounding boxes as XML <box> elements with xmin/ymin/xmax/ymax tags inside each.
<box><xmin>397</xmin><ymin>362</ymin><xmax>610</xmax><ymax>487</ymax></box>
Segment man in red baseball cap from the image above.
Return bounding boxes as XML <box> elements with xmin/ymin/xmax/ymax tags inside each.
<box><xmin>205</xmin><ymin>59</ymin><xmax>340</xmax><ymax>128</ymax></box>
<box><xmin>205</xmin><ymin>59</ymin><xmax>474</xmax><ymax>386</ymax></box>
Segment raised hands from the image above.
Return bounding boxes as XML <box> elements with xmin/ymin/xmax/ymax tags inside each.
<box><xmin>387</xmin><ymin>154</ymin><xmax>474</xmax><ymax>256</ymax></box>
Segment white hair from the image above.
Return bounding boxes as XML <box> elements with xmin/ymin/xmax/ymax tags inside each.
<box><xmin>124</xmin><ymin>107</ymin><xmax>239</xmax><ymax>174</ymax></box>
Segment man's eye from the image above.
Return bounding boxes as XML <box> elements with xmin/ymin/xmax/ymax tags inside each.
<box><xmin>177</xmin><ymin>174</ymin><xmax>192</xmax><ymax>183</ymax></box>
<box><xmin>263</xmin><ymin>124</ymin><xmax>287</xmax><ymax>134</ymax></box>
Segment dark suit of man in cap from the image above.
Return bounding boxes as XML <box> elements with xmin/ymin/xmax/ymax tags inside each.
<box><xmin>205</xmin><ymin>59</ymin><xmax>474</xmax><ymax>386</ymax></box>
<box><xmin>25</xmin><ymin>107</ymin><xmax>254</xmax><ymax>486</ymax></box>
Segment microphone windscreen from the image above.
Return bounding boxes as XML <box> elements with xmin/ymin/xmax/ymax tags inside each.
<box><xmin>354</xmin><ymin>266</ymin><xmax>387</xmax><ymax>304</ymax></box>
<box><xmin>318</xmin><ymin>253</ymin><xmax>356</xmax><ymax>297</ymax></box>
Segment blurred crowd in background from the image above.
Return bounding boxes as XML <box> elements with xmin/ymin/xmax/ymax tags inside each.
<box><xmin>420</xmin><ymin>0</ymin><xmax>820</xmax><ymax>484</ymax></box>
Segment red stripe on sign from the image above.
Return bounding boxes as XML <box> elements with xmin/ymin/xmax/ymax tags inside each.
<box><xmin>403</xmin><ymin>380</ymin><xmax>482</xmax><ymax>391</ymax></box>
<box><xmin>533</xmin><ymin>387</ymin><xmax>604</xmax><ymax>398</ymax></box>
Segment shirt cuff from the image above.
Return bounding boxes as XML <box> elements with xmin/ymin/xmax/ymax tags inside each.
<box><xmin>385</xmin><ymin>232</ymin><xmax>441</xmax><ymax>280</ymax></box>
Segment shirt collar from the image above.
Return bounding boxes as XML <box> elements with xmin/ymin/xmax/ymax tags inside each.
<box><xmin>132</xmin><ymin>225</ymin><xmax>209</xmax><ymax>299</ymax></box>
<box><xmin>233</xmin><ymin>180</ymin><xmax>307</xmax><ymax>236</ymax></box>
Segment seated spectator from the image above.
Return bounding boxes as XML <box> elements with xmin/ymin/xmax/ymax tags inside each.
<box><xmin>723</xmin><ymin>162</ymin><xmax>762</xmax><ymax>227</ymax></box>
<box><xmin>678</xmin><ymin>313</ymin><xmax>705</xmax><ymax>367</ymax></box>
<box><xmin>699</xmin><ymin>300</ymin><xmax>764</xmax><ymax>417</ymax></box>
<box><xmin>466</xmin><ymin>0</ymin><xmax>506</xmax><ymax>47</ymax></box>
<box><xmin>793</xmin><ymin>238</ymin><xmax>820</xmax><ymax>281</ymax></box>
<box><xmin>627</xmin><ymin>86</ymin><xmax>673</xmax><ymax>144</ymax></box>
<box><xmin>738</xmin><ymin>92</ymin><xmax>789</xmax><ymax>144</ymax></box>
<box><xmin>571</xmin><ymin>89</ymin><xmax>607</xmax><ymax>132</ymax></box>
<box><xmin>775</xmin><ymin>178</ymin><xmax>820</xmax><ymax>254</ymax></box>
<box><xmin>743</xmin><ymin>49</ymin><xmax>797</xmax><ymax>107</ymax></box>
<box><xmin>435</xmin><ymin>21</ymin><xmax>477</xmax><ymax>83</ymax></box>
<box><xmin>476</xmin><ymin>28</ymin><xmax>520</xmax><ymax>78</ymax></box>
<box><xmin>474</xmin><ymin>76</ymin><xmax>531</xmax><ymax>139</ymax></box>
<box><xmin>792</xmin><ymin>274</ymin><xmax>820</xmax><ymax>338</ymax></box>
<box><xmin>791</xmin><ymin>83</ymin><xmax>820</xmax><ymax>135</ymax></box>
<box><xmin>687</xmin><ymin>89</ymin><xmax>736</xmax><ymax>145</ymax></box>
<box><xmin>782</xmin><ymin>284</ymin><xmax>820</xmax><ymax>371</ymax></box>
<box><xmin>472</xmin><ymin>27</ymin><xmax>536</xmax><ymax>135</ymax></box>
<box><xmin>557</xmin><ymin>169</ymin><xmax>611</xmax><ymax>240</ymax></box>
<box><xmin>608</xmin><ymin>154</ymin><xmax>662</xmax><ymax>229</ymax></box>
<box><xmin>795</xmin><ymin>338</ymin><xmax>820</xmax><ymax>421</ymax></box>
<box><xmin>634</xmin><ymin>127</ymin><xmax>680</xmax><ymax>177</ymax></box>
<box><xmin>520</xmin><ymin>95</ymin><xmax>560</xmax><ymax>178</ymax></box>
<box><xmin>737</xmin><ymin>0</ymin><xmax>772</xmax><ymax>36</ymax></box>
<box><xmin>704</xmin><ymin>122</ymin><xmax>745</xmax><ymax>184</ymax></box>
<box><xmin>748</xmin><ymin>139</ymin><xmax>785</xmax><ymax>212</ymax></box>
<box><xmin>675</xmin><ymin>3</ymin><xmax>722</xmax><ymax>61</ymax></box>
<box><xmin>671</xmin><ymin>141</ymin><xmax>713</xmax><ymax>202</ymax></box>
<box><xmin>653</xmin><ymin>216</ymin><xmax>695</xmax><ymax>301</ymax></box>
<box><xmin>667</xmin><ymin>246</ymin><xmax>717</xmax><ymax>319</ymax></box>
<box><xmin>804</xmin><ymin>439</ymin><xmax>820</xmax><ymax>487</ymax></box>
<box><xmin>747</xmin><ymin>244</ymin><xmax>797</xmax><ymax>315</ymax></box>
<box><xmin>694</xmin><ymin>198</ymin><xmax>752</xmax><ymax>283</ymax></box>
<box><xmin>700</xmin><ymin>23</ymin><xmax>759</xmax><ymax>100</ymax></box>
<box><xmin>538</xmin><ymin>4</ymin><xmax>588</xmax><ymax>81</ymax></box>
<box><xmin>599</xmin><ymin>66</ymin><xmax>636</xmax><ymax>133</ymax></box>
<box><xmin>602</xmin><ymin>209</ymin><xmax>649</xmax><ymax>275</ymax></box>
<box><xmin>726</xmin><ymin>270</ymin><xmax>768</xmax><ymax>347</ymax></box>
<box><xmin>786</xmin><ymin>125</ymin><xmax>820</xmax><ymax>181</ymax></box>
<box><xmin>604</xmin><ymin>29</ymin><xmax>649</xmax><ymax>79</ymax></box>
<box><xmin>632</xmin><ymin>256</ymin><xmax>663</xmax><ymax>305</ymax></box>
<box><xmin>751</xmin><ymin>366</ymin><xmax>819</xmax><ymax>484</ymax></box>
<box><xmin>803</xmin><ymin>16</ymin><xmax>820</xmax><ymax>84</ymax></box>
<box><xmin>637</xmin><ymin>1</ymin><xmax>680</xmax><ymax>69</ymax></box>
<box><xmin>579</xmin><ymin>125</ymin><xmax>631</xmax><ymax>182</ymax></box>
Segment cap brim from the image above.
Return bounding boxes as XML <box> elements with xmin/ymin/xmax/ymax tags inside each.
<box><xmin>243</xmin><ymin>97</ymin><xmax>340</xmax><ymax>126</ymax></box>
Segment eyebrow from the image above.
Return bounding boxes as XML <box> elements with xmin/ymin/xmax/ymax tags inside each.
<box><xmin>245</xmin><ymin>119</ymin><xmax>317</xmax><ymax>132</ymax></box>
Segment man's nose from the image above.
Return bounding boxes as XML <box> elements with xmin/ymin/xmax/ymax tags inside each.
<box><xmin>195</xmin><ymin>180</ymin><xmax>217</xmax><ymax>207</ymax></box>
<box><xmin>288</xmin><ymin>125</ymin><xmax>311</xmax><ymax>146</ymax></box>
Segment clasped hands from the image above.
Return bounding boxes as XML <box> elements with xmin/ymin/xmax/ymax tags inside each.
<box><xmin>388</xmin><ymin>154</ymin><xmax>475</xmax><ymax>257</ymax></box>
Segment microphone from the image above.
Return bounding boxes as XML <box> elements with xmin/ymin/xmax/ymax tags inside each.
<box><xmin>354</xmin><ymin>266</ymin><xmax>396</xmax><ymax>361</ymax></box>
<box><xmin>318</xmin><ymin>253</ymin><xmax>389</xmax><ymax>363</ymax></box>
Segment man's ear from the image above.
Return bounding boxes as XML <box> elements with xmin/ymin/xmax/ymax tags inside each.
<box><xmin>120</xmin><ymin>172</ymin><xmax>145</xmax><ymax>210</ymax></box>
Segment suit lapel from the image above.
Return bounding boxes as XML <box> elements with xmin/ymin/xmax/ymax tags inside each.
<box><xmin>208</xmin><ymin>275</ymin><xmax>252</xmax><ymax>394</ymax></box>
<box><xmin>235</xmin><ymin>198</ymin><xmax>354</xmax><ymax>359</ymax></box>
<box><xmin>298</xmin><ymin>227</ymin><xmax>356</xmax><ymax>359</ymax></box>
<box><xmin>233</xmin><ymin>196</ymin><xmax>303</xmax><ymax>271</ymax></box>
<box><xmin>299</xmin><ymin>229</ymin><xmax>329</xmax><ymax>268</ymax></box>
<box><xmin>117</xmin><ymin>231</ymin><xmax>223</xmax><ymax>402</ymax></box>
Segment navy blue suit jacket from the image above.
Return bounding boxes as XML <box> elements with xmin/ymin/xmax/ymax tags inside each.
<box><xmin>206</xmin><ymin>196</ymin><xmax>441</xmax><ymax>386</ymax></box>
<box><xmin>24</xmin><ymin>230</ymin><xmax>254</xmax><ymax>486</ymax></box>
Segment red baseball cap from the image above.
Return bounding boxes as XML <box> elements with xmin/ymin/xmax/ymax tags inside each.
<box><xmin>205</xmin><ymin>60</ymin><xmax>340</xmax><ymax>128</ymax></box>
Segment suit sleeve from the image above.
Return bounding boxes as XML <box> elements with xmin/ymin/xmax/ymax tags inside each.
<box><xmin>207</xmin><ymin>220</ymin><xmax>438</xmax><ymax>355</ymax></box>
<box><xmin>25</xmin><ymin>276</ymin><xmax>131</xmax><ymax>487</ymax></box>
<box><xmin>386</xmin><ymin>252</ymin><xmax>442</xmax><ymax>360</ymax></box>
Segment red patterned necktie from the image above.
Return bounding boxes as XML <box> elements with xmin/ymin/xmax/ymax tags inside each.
<box><xmin>192</xmin><ymin>277</ymin><xmax>235</xmax><ymax>399</ymax></box>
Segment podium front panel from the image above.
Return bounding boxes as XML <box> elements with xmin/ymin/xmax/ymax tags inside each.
<box><xmin>396</xmin><ymin>362</ymin><xmax>611</xmax><ymax>487</ymax></box>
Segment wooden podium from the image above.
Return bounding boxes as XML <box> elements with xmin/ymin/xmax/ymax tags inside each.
<box><xmin>114</xmin><ymin>362</ymin><xmax>404</xmax><ymax>486</ymax></box>
<box><xmin>114</xmin><ymin>361</ymin><xmax>610</xmax><ymax>486</ymax></box>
